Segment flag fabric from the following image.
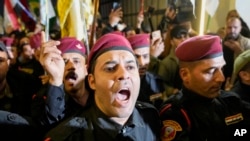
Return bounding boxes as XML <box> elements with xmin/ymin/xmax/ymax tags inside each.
<box><xmin>236</xmin><ymin>0</ymin><xmax>250</xmax><ymax>29</ymax></box>
<box><xmin>4</xmin><ymin>0</ymin><xmax>37</xmax><ymax>32</ymax></box>
<box><xmin>17</xmin><ymin>0</ymin><xmax>36</xmax><ymax>21</ymax></box>
<box><xmin>205</xmin><ymin>0</ymin><xmax>219</xmax><ymax>17</ymax></box>
<box><xmin>28</xmin><ymin>0</ymin><xmax>40</xmax><ymax>18</ymax></box>
<box><xmin>6</xmin><ymin>0</ymin><xmax>36</xmax><ymax>31</ymax></box>
<box><xmin>57</xmin><ymin>0</ymin><xmax>94</xmax><ymax>42</ymax></box>
<box><xmin>40</xmin><ymin>0</ymin><xmax>56</xmax><ymax>25</ymax></box>
<box><xmin>3</xmin><ymin>0</ymin><xmax>20</xmax><ymax>32</ymax></box>
<box><xmin>0</xmin><ymin>16</ymin><xmax>4</xmax><ymax>35</ymax></box>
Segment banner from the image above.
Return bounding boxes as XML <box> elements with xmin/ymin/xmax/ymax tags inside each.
<box><xmin>3</xmin><ymin>0</ymin><xmax>20</xmax><ymax>32</ymax></box>
<box><xmin>40</xmin><ymin>0</ymin><xmax>56</xmax><ymax>25</ymax></box>
<box><xmin>236</xmin><ymin>0</ymin><xmax>250</xmax><ymax>29</ymax></box>
<box><xmin>57</xmin><ymin>0</ymin><xmax>94</xmax><ymax>42</ymax></box>
<box><xmin>205</xmin><ymin>0</ymin><xmax>219</xmax><ymax>17</ymax></box>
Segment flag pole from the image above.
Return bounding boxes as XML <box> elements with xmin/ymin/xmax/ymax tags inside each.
<box><xmin>82</xmin><ymin>19</ymin><xmax>90</xmax><ymax>56</ymax></box>
<box><xmin>16</xmin><ymin>0</ymin><xmax>36</xmax><ymax>22</ymax></box>
<box><xmin>89</xmin><ymin>0</ymin><xmax>99</xmax><ymax>49</ymax></box>
<box><xmin>44</xmin><ymin>0</ymin><xmax>49</xmax><ymax>75</ymax></box>
<box><xmin>199</xmin><ymin>0</ymin><xmax>206</xmax><ymax>35</ymax></box>
<box><xmin>206</xmin><ymin>15</ymin><xmax>211</xmax><ymax>33</ymax></box>
<box><xmin>45</xmin><ymin>0</ymin><xmax>50</xmax><ymax>42</ymax></box>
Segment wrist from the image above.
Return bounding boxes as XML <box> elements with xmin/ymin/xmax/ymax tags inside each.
<box><xmin>49</xmin><ymin>77</ymin><xmax>63</xmax><ymax>87</ymax></box>
<box><xmin>136</xmin><ymin>23</ymin><xmax>141</xmax><ymax>29</ymax></box>
<box><xmin>109</xmin><ymin>20</ymin><xmax>118</xmax><ymax>27</ymax></box>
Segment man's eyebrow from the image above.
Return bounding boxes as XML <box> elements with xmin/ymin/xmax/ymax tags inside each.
<box><xmin>134</xmin><ymin>53</ymin><xmax>147</xmax><ymax>57</ymax></box>
<box><xmin>63</xmin><ymin>57</ymin><xmax>81</xmax><ymax>60</ymax></box>
<box><xmin>126</xmin><ymin>60</ymin><xmax>136</xmax><ymax>64</ymax></box>
<box><xmin>103</xmin><ymin>59</ymin><xmax>135</xmax><ymax>65</ymax></box>
<box><xmin>0</xmin><ymin>57</ymin><xmax>7</xmax><ymax>60</ymax></box>
<box><xmin>103</xmin><ymin>60</ymin><xmax>117</xmax><ymax>65</ymax></box>
<box><xmin>72</xmin><ymin>57</ymin><xmax>81</xmax><ymax>60</ymax></box>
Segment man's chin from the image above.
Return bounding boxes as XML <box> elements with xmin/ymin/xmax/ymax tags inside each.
<box><xmin>64</xmin><ymin>81</ymin><xmax>75</xmax><ymax>88</ymax></box>
<box><xmin>139</xmin><ymin>70</ymin><xmax>146</xmax><ymax>76</ymax></box>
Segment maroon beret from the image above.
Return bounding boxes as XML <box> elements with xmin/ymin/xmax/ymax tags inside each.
<box><xmin>127</xmin><ymin>34</ymin><xmax>150</xmax><ymax>49</ymax></box>
<box><xmin>175</xmin><ymin>35</ymin><xmax>223</xmax><ymax>62</ymax></box>
<box><xmin>88</xmin><ymin>33</ymin><xmax>134</xmax><ymax>72</ymax></box>
<box><xmin>29</xmin><ymin>32</ymin><xmax>41</xmax><ymax>49</ymax></box>
<box><xmin>57</xmin><ymin>37</ymin><xmax>86</xmax><ymax>56</ymax></box>
<box><xmin>1</xmin><ymin>37</ymin><xmax>14</xmax><ymax>47</ymax></box>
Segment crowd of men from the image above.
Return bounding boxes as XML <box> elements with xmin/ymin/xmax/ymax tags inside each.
<box><xmin>0</xmin><ymin>4</ymin><xmax>250</xmax><ymax>141</ymax></box>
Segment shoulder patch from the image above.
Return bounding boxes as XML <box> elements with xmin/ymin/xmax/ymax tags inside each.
<box><xmin>225</xmin><ymin>113</ymin><xmax>244</xmax><ymax>125</ymax></box>
<box><xmin>161</xmin><ymin>120</ymin><xmax>182</xmax><ymax>140</ymax></box>
<box><xmin>136</xmin><ymin>101</ymin><xmax>156</xmax><ymax>109</ymax></box>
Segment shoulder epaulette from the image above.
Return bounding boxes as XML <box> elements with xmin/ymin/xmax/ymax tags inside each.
<box><xmin>159</xmin><ymin>92</ymin><xmax>192</xmax><ymax>131</ymax></box>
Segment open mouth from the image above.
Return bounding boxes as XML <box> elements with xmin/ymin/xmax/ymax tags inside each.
<box><xmin>117</xmin><ymin>88</ymin><xmax>130</xmax><ymax>101</ymax></box>
<box><xmin>65</xmin><ymin>72</ymin><xmax>78</xmax><ymax>80</ymax></box>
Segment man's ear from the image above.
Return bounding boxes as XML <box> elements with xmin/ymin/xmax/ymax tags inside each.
<box><xmin>179</xmin><ymin>67</ymin><xmax>190</xmax><ymax>83</ymax></box>
<box><xmin>88</xmin><ymin>74</ymin><xmax>96</xmax><ymax>90</ymax></box>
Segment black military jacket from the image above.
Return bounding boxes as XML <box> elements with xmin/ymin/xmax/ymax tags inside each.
<box><xmin>160</xmin><ymin>86</ymin><xmax>250</xmax><ymax>141</ymax></box>
<box><xmin>45</xmin><ymin>101</ymin><xmax>161</xmax><ymax>141</ymax></box>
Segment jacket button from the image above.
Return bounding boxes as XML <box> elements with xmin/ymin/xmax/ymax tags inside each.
<box><xmin>7</xmin><ymin>114</ymin><xmax>16</xmax><ymax>121</ymax></box>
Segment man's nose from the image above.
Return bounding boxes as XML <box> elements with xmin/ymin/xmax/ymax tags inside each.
<box><xmin>117</xmin><ymin>66</ymin><xmax>130</xmax><ymax>81</ymax></box>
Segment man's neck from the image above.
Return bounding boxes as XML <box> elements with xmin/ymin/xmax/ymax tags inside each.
<box><xmin>72</xmin><ymin>89</ymin><xmax>89</xmax><ymax>107</ymax></box>
<box><xmin>111</xmin><ymin>116</ymin><xmax>129</xmax><ymax>126</ymax></box>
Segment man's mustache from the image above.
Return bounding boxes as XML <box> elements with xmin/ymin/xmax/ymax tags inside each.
<box><xmin>65</xmin><ymin>71</ymin><xmax>78</xmax><ymax>80</ymax></box>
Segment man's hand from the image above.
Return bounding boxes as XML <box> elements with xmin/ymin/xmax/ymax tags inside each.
<box><xmin>39</xmin><ymin>31</ymin><xmax>65</xmax><ymax>86</ymax></box>
<box><xmin>137</xmin><ymin>13</ymin><xmax>144</xmax><ymax>29</ymax></box>
<box><xmin>224</xmin><ymin>40</ymin><xmax>243</xmax><ymax>55</ymax></box>
<box><xmin>150</xmin><ymin>38</ymin><xmax>165</xmax><ymax>58</ymax></box>
<box><xmin>39</xmin><ymin>74</ymin><xmax>50</xmax><ymax>85</ymax></box>
<box><xmin>109</xmin><ymin>7</ymin><xmax>123</xmax><ymax>27</ymax></box>
<box><xmin>165</xmin><ymin>6</ymin><xmax>177</xmax><ymax>22</ymax></box>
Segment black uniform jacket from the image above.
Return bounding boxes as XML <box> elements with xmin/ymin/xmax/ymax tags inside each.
<box><xmin>32</xmin><ymin>83</ymin><xmax>93</xmax><ymax>132</ymax></box>
<box><xmin>160</xmin><ymin>86</ymin><xmax>250</xmax><ymax>141</ymax></box>
<box><xmin>138</xmin><ymin>72</ymin><xmax>165</xmax><ymax>109</ymax></box>
<box><xmin>45</xmin><ymin>101</ymin><xmax>162</xmax><ymax>141</ymax></box>
<box><xmin>231</xmin><ymin>81</ymin><xmax>250</xmax><ymax>105</ymax></box>
<box><xmin>1</xmin><ymin>66</ymin><xmax>40</xmax><ymax>116</ymax></box>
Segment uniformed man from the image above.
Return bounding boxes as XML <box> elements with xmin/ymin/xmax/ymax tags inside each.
<box><xmin>32</xmin><ymin>35</ymin><xmax>90</xmax><ymax>125</ymax></box>
<box><xmin>44</xmin><ymin>32</ymin><xmax>161</xmax><ymax>141</ymax></box>
<box><xmin>159</xmin><ymin>35</ymin><xmax>250</xmax><ymax>141</ymax></box>
<box><xmin>127</xmin><ymin>33</ymin><xmax>165</xmax><ymax>109</ymax></box>
<box><xmin>0</xmin><ymin>34</ymin><xmax>91</xmax><ymax>140</ymax></box>
<box><xmin>149</xmin><ymin>25</ymin><xmax>190</xmax><ymax>97</ymax></box>
<box><xmin>0</xmin><ymin>41</ymin><xmax>38</xmax><ymax>140</ymax></box>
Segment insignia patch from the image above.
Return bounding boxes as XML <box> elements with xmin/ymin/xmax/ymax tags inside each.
<box><xmin>76</xmin><ymin>43</ymin><xmax>83</xmax><ymax>49</ymax></box>
<box><xmin>149</xmin><ymin>93</ymin><xmax>162</xmax><ymax>101</ymax></box>
<box><xmin>225</xmin><ymin>113</ymin><xmax>244</xmax><ymax>125</ymax></box>
<box><xmin>161</xmin><ymin>120</ymin><xmax>182</xmax><ymax>140</ymax></box>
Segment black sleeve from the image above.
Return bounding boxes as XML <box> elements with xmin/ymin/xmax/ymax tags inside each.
<box><xmin>157</xmin><ymin>15</ymin><xmax>168</xmax><ymax>33</ymax></box>
<box><xmin>31</xmin><ymin>84</ymin><xmax>66</xmax><ymax>126</ymax></box>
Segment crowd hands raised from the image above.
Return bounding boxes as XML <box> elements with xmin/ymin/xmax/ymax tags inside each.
<box><xmin>0</xmin><ymin>3</ymin><xmax>250</xmax><ymax>141</ymax></box>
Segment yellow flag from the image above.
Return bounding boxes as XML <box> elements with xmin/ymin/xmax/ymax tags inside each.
<box><xmin>57</xmin><ymin>0</ymin><xmax>94</xmax><ymax>41</ymax></box>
